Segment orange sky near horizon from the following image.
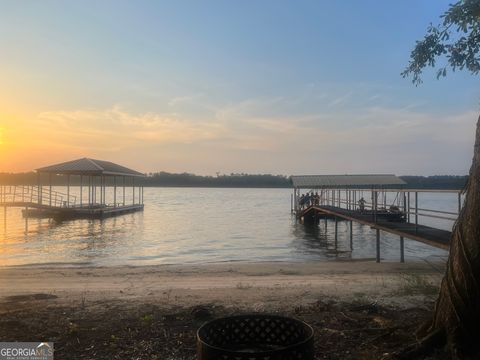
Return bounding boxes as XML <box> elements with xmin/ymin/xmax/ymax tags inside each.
<box><xmin>0</xmin><ymin>105</ymin><xmax>80</xmax><ymax>173</ymax></box>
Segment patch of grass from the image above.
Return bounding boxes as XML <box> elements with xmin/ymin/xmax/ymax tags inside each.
<box><xmin>397</xmin><ymin>273</ymin><xmax>439</xmax><ymax>297</ymax></box>
<box><xmin>352</xmin><ymin>292</ymin><xmax>367</xmax><ymax>300</ymax></box>
<box><xmin>141</xmin><ymin>314</ymin><xmax>154</xmax><ymax>325</ymax></box>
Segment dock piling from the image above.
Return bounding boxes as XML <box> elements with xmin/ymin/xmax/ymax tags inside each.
<box><xmin>349</xmin><ymin>220</ymin><xmax>353</xmax><ymax>250</ymax></box>
<box><xmin>415</xmin><ymin>191</ymin><xmax>418</xmax><ymax>233</ymax></box>
<box><xmin>334</xmin><ymin>217</ymin><xmax>338</xmax><ymax>247</ymax></box>
<box><xmin>25</xmin><ymin>206</ymin><xmax>28</xmax><ymax>233</ymax></box>
<box><xmin>376</xmin><ymin>229</ymin><xmax>380</xmax><ymax>263</ymax></box>
<box><xmin>400</xmin><ymin>236</ymin><xmax>405</xmax><ymax>263</ymax></box>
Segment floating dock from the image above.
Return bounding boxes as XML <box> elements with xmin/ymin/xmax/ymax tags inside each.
<box><xmin>1</xmin><ymin>158</ymin><xmax>146</xmax><ymax>221</ymax></box>
<box><xmin>20</xmin><ymin>203</ymin><xmax>144</xmax><ymax>220</ymax></box>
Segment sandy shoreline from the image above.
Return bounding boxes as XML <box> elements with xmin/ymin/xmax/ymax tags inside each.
<box><xmin>0</xmin><ymin>260</ymin><xmax>445</xmax><ymax>311</ymax></box>
<box><xmin>0</xmin><ymin>260</ymin><xmax>447</xmax><ymax>359</ymax></box>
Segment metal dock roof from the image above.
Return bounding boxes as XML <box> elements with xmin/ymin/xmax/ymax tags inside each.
<box><xmin>36</xmin><ymin>158</ymin><xmax>145</xmax><ymax>177</ymax></box>
<box><xmin>291</xmin><ymin>174</ymin><xmax>406</xmax><ymax>188</ymax></box>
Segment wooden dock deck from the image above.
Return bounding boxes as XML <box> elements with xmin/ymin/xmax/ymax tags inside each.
<box><xmin>21</xmin><ymin>204</ymin><xmax>144</xmax><ymax>220</ymax></box>
<box><xmin>298</xmin><ymin>205</ymin><xmax>452</xmax><ymax>250</ymax></box>
<box><xmin>1</xmin><ymin>184</ymin><xmax>144</xmax><ymax>220</ymax></box>
<box><xmin>299</xmin><ymin>205</ymin><xmax>451</xmax><ymax>250</ymax></box>
<box><xmin>297</xmin><ymin>205</ymin><xmax>451</xmax><ymax>262</ymax></box>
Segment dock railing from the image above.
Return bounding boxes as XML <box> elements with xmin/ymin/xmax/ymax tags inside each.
<box><xmin>0</xmin><ymin>185</ymin><xmax>77</xmax><ymax>208</ymax></box>
<box><xmin>295</xmin><ymin>188</ymin><xmax>462</xmax><ymax>228</ymax></box>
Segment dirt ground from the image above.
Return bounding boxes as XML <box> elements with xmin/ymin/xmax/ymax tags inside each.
<box><xmin>0</xmin><ymin>261</ymin><xmax>448</xmax><ymax>359</ymax></box>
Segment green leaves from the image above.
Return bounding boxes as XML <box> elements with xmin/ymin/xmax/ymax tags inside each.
<box><xmin>402</xmin><ymin>0</ymin><xmax>480</xmax><ymax>84</ymax></box>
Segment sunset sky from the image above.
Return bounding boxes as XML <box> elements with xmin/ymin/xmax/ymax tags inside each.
<box><xmin>0</xmin><ymin>1</ymin><xmax>478</xmax><ymax>175</ymax></box>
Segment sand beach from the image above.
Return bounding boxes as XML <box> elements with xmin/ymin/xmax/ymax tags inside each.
<box><xmin>0</xmin><ymin>260</ymin><xmax>447</xmax><ymax>359</ymax></box>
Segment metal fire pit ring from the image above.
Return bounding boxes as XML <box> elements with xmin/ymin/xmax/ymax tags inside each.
<box><xmin>197</xmin><ymin>314</ymin><xmax>314</xmax><ymax>360</ymax></box>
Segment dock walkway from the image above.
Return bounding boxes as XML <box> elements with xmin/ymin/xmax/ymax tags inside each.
<box><xmin>300</xmin><ymin>205</ymin><xmax>450</xmax><ymax>250</ymax></box>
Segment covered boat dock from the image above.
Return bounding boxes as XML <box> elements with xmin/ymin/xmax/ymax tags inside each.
<box><xmin>291</xmin><ymin>174</ymin><xmax>460</xmax><ymax>262</ymax></box>
<box><xmin>0</xmin><ymin>158</ymin><xmax>145</xmax><ymax>220</ymax></box>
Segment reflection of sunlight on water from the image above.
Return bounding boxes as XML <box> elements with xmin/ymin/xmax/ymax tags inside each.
<box><xmin>0</xmin><ymin>188</ymin><xmax>450</xmax><ymax>267</ymax></box>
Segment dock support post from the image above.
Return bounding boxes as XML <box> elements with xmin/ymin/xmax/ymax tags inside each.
<box><xmin>415</xmin><ymin>191</ymin><xmax>418</xmax><ymax>233</ymax></box>
<box><xmin>114</xmin><ymin>176</ymin><xmax>117</xmax><ymax>208</ymax></box>
<box><xmin>407</xmin><ymin>192</ymin><xmax>410</xmax><ymax>223</ymax></box>
<box><xmin>400</xmin><ymin>236</ymin><xmax>405</xmax><ymax>263</ymax></box>
<box><xmin>293</xmin><ymin>188</ymin><xmax>296</xmax><ymax>212</ymax></box>
<box><xmin>376</xmin><ymin>229</ymin><xmax>380</xmax><ymax>263</ymax></box>
<box><xmin>403</xmin><ymin>192</ymin><xmax>407</xmax><ymax>221</ymax></box>
<box><xmin>123</xmin><ymin>176</ymin><xmax>126</xmax><ymax>206</ymax></box>
<box><xmin>24</xmin><ymin>206</ymin><xmax>28</xmax><ymax>233</ymax></box>
<box><xmin>102</xmin><ymin>175</ymin><xmax>107</xmax><ymax>206</ymax></box>
<box><xmin>94</xmin><ymin>176</ymin><xmax>97</xmax><ymax>205</ymax></box>
<box><xmin>132</xmin><ymin>177</ymin><xmax>135</xmax><ymax>205</ymax></box>
<box><xmin>80</xmin><ymin>176</ymin><xmax>83</xmax><ymax>207</ymax></box>
<box><xmin>334</xmin><ymin>217</ymin><xmax>338</xmax><ymax>248</ymax></box>
<box><xmin>349</xmin><ymin>220</ymin><xmax>353</xmax><ymax>250</ymax></box>
<box><xmin>103</xmin><ymin>176</ymin><xmax>106</xmax><ymax>206</ymax></box>
<box><xmin>37</xmin><ymin>172</ymin><xmax>42</xmax><ymax>205</ymax></box>
<box><xmin>88</xmin><ymin>176</ymin><xmax>92</xmax><ymax>206</ymax></box>
<box><xmin>67</xmin><ymin>174</ymin><xmax>70</xmax><ymax>208</ymax></box>
<box><xmin>49</xmin><ymin>174</ymin><xmax>52</xmax><ymax>207</ymax></box>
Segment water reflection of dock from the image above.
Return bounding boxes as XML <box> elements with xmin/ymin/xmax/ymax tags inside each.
<box><xmin>291</xmin><ymin>175</ymin><xmax>461</xmax><ymax>262</ymax></box>
<box><xmin>1</xmin><ymin>158</ymin><xmax>145</xmax><ymax>221</ymax></box>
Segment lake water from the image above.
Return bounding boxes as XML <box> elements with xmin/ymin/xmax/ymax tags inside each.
<box><xmin>0</xmin><ymin>187</ymin><xmax>452</xmax><ymax>267</ymax></box>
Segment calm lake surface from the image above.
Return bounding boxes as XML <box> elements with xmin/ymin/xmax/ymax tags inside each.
<box><xmin>0</xmin><ymin>187</ymin><xmax>452</xmax><ymax>267</ymax></box>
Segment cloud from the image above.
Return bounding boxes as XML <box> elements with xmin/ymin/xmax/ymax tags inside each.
<box><xmin>167</xmin><ymin>93</ymin><xmax>204</xmax><ymax>107</ymax></box>
<box><xmin>328</xmin><ymin>91</ymin><xmax>353</xmax><ymax>107</ymax></box>
<box><xmin>21</xmin><ymin>101</ymin><xmax>477</xmax><ymax>175</ymax></box>
<box><xmin>37</xmin><ymin>106</ymin><xmax>227</xmax><ymax>149</ymax></box>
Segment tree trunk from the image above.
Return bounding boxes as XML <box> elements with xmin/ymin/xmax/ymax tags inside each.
<box><xmin>423</xmin><ymin>114</ymin><xmax>480</xmax><ymax>358</ymax></box>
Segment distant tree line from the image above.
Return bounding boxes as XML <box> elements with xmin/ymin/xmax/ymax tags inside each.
<box><xmin>142</xmin><ymin>172</ymin><xmax>290</xmax><ymax>187</ymax></box>
<box><xmin>0</xmin><ymin>172</ymin><xmax>292</xmax><ymax>188</ymax></box>
<box><xmin>400</xmin><ymin>175</ymin><xmax>468</xmax><ymax>190</ymax></box>
<box><xmin>0</xmin><ymin>172</ymin><xmax>468</xmax><ymax>189</ymax></box>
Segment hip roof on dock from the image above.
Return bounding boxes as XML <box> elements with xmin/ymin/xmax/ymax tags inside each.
<box><xmin>291</xmin><ymin>174</ymin><xmax>406</xmax><ymax>189</ymax></box>
<box><xmin>36</xmin><ymin>158</ymin><xmax>145</xmax><ymax>177</ymax></box>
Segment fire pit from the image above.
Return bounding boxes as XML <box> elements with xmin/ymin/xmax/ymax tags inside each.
<box><xmin>197</xmin><ymin>314</ymin><xmax>314</xmax><ymax>360</ymax></box>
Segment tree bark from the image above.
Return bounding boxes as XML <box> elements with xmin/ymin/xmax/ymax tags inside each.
<box><xmin>423</xmin><ymin>114</ymin><xmax>480</xmax><ymax>358</ymax></box>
